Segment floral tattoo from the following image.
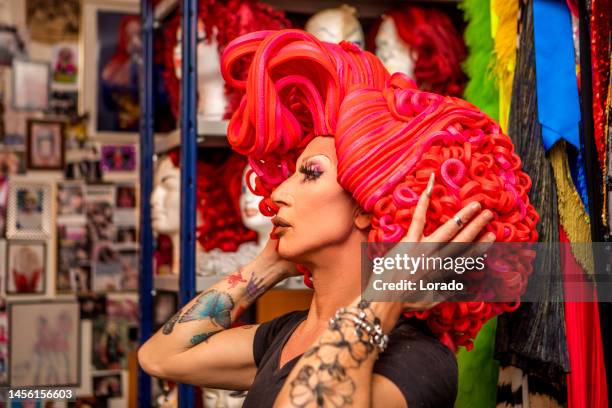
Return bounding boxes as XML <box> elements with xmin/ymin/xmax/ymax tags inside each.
<box><xmin>288</xmin><ymin>301</ymin><xmax>377</xmax><ymax>407</ymax></box>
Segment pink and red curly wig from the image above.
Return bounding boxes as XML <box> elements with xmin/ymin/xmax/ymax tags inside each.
<box><xmin>221</xmin><ymin>29</ymin><xmax>538</xmax><ymax>351</ymax></box>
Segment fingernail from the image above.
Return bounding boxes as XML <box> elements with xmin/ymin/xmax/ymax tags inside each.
<box><xmin>486</xmin><ymin>232</ymin><xmax>496</xmax><ymax>241</ymax></box>
<box><xmin>426</xmin><ymin>172</ymin><xmax>435</xmax><ymax>197</ymax></box>
<box><xmin>471</xmin><ymin>202</ymin><xmax>481</xmax><ymax>211</ymax></box>
<box><xmin>483</xmin><ymin>210</ymin><xmax>494</xmax><ymax>220</ymax></box>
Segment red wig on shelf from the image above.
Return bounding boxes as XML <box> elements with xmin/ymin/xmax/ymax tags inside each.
<box><xmin>367</xmin><ymin>6</ymin><xmax>467</xmax><ymax>97</ymax></box>
<box><xmin>166</xmin><ymin>149</ymin><xmax>256</xmax><ymax>252</ymax></box>
<box><xmin>220</xmin><ymin>29</ymin><xmax>538</xmax><ymax>352</ymax></box>
<box><xmin>160</xmin><ymin>0</ymin><xmax>290</xmax><ymax>120</ymax></box>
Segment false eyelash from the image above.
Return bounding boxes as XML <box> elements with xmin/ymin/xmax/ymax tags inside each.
<box><xmin>299</xmin><ymin>163</ymin><xmax>323</xmax><ymax>181</ymax></box>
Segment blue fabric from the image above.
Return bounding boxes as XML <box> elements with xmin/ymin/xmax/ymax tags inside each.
<box><xmin>568</xmin><ymin>145</ymin><xmax>590</xmax><ymax>215</ymax></box>
<box><xmin>532</xmin><ymin>0</ymin><xmax>581</xmax><ymax>151</ymax></box>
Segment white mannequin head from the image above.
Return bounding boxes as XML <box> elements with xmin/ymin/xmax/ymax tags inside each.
<box><xmin>240</xmin><ymin>164</ymin><xmax>272</xmax><ymax>240</ymax></box>
<box><xmin>203</xmin><ymin>388</ymin><xmax>247</xmax><ymax>408</ymax></box>
<box><xmin>305</xmin><ymin>4</ymin><xmax>364</xmax><ymax>48</ymax></box>
<box><xmin>151</xmin><ymin>156</ymin><xmax>181</xmax><ymax>235</ymax></box>
<box><xmin>375</xmin><ymin>15</ymin><xmax>415</xmax><ymax>77</ymax></box>
<box><xmin>173</xmin><ymin>20</ymin><xmax>227</xmax><ymax>120</ymax></box>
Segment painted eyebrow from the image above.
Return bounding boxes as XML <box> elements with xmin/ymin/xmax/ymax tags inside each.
<box><xmin>297</xmin><ymin>153</ymin><xmax>331</xmax><ymax>166</ymax></box>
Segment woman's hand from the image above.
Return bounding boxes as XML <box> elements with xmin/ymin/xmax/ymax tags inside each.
<box><xmin>393</xmin><ymin>172</ymin><xmax>496</xmax><ymax>313</ymax></box>
<box><xmin>256</xmin><ymin>236</ymin><xmax>301</xmax><ymax>280</ymax></box>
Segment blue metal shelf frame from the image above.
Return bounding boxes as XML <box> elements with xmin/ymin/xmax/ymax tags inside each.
<box><xmin>138</xmin><ymin>0</ymin><xmax>154</xmax><ymax>407</ymax></box>
<box><xmin>139</xmin><ymin>0</ymin><xmax>199</xmax><ymax>406</ymax></box>
<box><xmin>178</xmin><ymin>0</ymin><xmax>199</xmax><ymax>406</ymax></box>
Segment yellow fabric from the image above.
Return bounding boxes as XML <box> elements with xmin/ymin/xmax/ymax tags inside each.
<box><xmin>549</xmin><ymin>142</ymin><xmax>594</xmax><ymax>276</ymax></box>
<box><xmin>491</xmin><ymin>0</ymin><xmax>518</xmax><ymax>132</ymax></box>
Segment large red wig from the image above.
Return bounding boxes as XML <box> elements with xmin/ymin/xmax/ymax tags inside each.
<box><xmin>220</xmin><ymin>29</ymin><xmax>538</xmax><ymax>352</ymax></box>
<box><xmin>367</xmin><ymin>6</ymin><xmax>467</xmax><ymax>97</ymax></box>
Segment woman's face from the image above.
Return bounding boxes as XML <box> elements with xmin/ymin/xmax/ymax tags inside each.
<box><xmin>270</xmin><ymin>136</ymin><xmax>363</xmax><ymax>263</ymax></box>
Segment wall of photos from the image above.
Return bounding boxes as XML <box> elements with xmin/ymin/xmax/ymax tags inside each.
<box><xmin>0</xmin><ymin>0</ymin><xmax>140</xmax><ymax>405</ymax></box>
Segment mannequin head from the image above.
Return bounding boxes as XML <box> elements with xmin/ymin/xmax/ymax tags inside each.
<box><xmin>153</xmin><ymin>150</ymin><xmax>257</xmax><ymax>254</ymax></box>
<box><xmin>374</xmin><ymin>15</ymin><xmax>415</xmax><ymax>78</ymax></box>
<box><xmin>370</xmin><ymin>6</ymin><xmax>467</xmax><ymax>96</ymax></box>
<box><xmin>151</xmin><ymin>155</ymin><xmax>181</xmax><ymax>235</ymax></box>
<box><xmin>172</xmin><ymin>20</ymin><xmax>226</xmax><ymax>120</ymax></box>
<box><xmin>162</xmin><ymin>1</ymin><xmax>289</xmax><ymax>119</ymax></box>
<box><xmin>203</xmin><ymin>388</ymin><xmax>247</xmax><ymax>408</ymax></box>
<box><xmin>305</xmin><ymin>5</ymin><xmax>364</xmax><ymax>48</ymax></box>
<box><xmin>240</xmin><ymin>164</ymin><xmax>272</xmax><ymax>237</ymax></box>
<box><xmin>221</xmin><ymin>30</ymin><xmax>538</xmax><ymax>351</ymax></box>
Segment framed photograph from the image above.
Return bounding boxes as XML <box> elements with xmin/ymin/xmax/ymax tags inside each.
<box><xmin>51</xmin><ymin>43</ymin><xmax>78</xmax><ymax>88</ymax></box>
<box><xmin>2</xmin><ymin>66</ymin><xmax>27</xmax><ymax>147</ymax></box>
<box><xmin>12</xmin><ymin>59</ymin><xmax>50</xmax><ymax>111</ymax></box>
<box><xmin>0</xmin><ymin>310</ymin><xmax>8</xmax><ymax>385</ymax></box>
<box><xmin>8</xmin><ymin>300</ymin><xmax>80</xmax><ymax>387</ymax></box>
<box><xmin>57</xmin><ymin>224</ymin><xmax>89</xmax><ymax>293</ymax></box>
<box><xmin>92</xmin><ymin>242</ymin><xmax>121</xmax><ymax>292</ymax></box>
<box><xmin>101</xmin><ymin>144</ymin><xmax>137</xmax><ymax>173</ymax></box>
<box><xmin>26</xmin><ymin>0</ymin><xmax>80</xmax><ymax>43</ymax></box>
<box><xmin>48</xmin><ymin>90</ymin><xmax>78</xmax><ymax>116</ymax></box>
<box><xmin>5</xmin><ymin>181</ymin><xmax>52</xmax><ymax>240</ymax></box>
<box><xmin>57</xmin><ymin>182</ymin><xmax>85</xmax><ymax>219</ymax></box>
<box><xmin>5</xmin><ymin>241</ymin><xmax>46</xmax><ymax>295</ymax></box>
<box><xmin>93</xmin><ymin>371</ymin><xmax>122</xmax><ymax>398</ymax></box>
<box><xmin>81</xmin><ymin>0</ymin><xmax>140</xmax><ymax>139</ymax></box>
<box><xmin>26</xmin><ymin>119</ymin><xmax>65</xmax><ymax>170</ymax></box>
<box><xmin>92</xmin><ymin>317</ymin><xmax>128</xmax><ymax>370</ymax></box>
<box><xmin>70</xmin><ymin>264</ymin><xmax>91</xmax><ymax>294</ymax></box>
<box><xmin>78</xmin><ymin>293</ymin><xmax>106</xmax><ymax>320</ymax></box>
<box><xmin>117</xmin><ymin>248</ymin><xmax>138</xmax><ymax>291</ymax></box>
<box><xmin>116</xmin><ymin>184</ymin><xmax>136</xmax><ymax>209</ymax></box>
<box><xmin>107</xmin><ymin>298</ymin><xmax>138</xmax><ymax>325</ymax></box>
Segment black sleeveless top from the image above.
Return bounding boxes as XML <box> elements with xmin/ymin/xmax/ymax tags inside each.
<box><xmin>243</xmin><ymin>310</ymin><xmax>458</xmax><ymax>407</ymax></box>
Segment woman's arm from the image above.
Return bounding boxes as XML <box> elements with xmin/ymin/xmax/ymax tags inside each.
<box><xmin>273</xmin><ymin>297</ymin><xmax>403</xmax><ymax>408</ymax></box>
<box><xmin>138</xmin><ymin>239</ymin><xmax>295</xmax><ymax>389</ymax></box>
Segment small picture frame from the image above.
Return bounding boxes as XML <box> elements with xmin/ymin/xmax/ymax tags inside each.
<box><xmin>8</xmin><ymin>300</ymin><xmax>80</xmax><ymax>387</ymax></box>
<box><xmin>101</xmin><ymin>144</ymin><xmax>137</xmax><ymax>173</ymax></box>
<box><xmin>11</xmin><ymin>59</ymin><xmax>50</xmax><ymax>111</ymax></box>
<box><xmin>27</xmin><ymin>119</ymin><xmax>65</xmax><ymax>170</ymax></box>
<box><xmin>5</xmin><ymin>181</ymin><xmax>52</xmax><ymax>240</ymax></box>
<box><xmin>92</xmin><ymin>317</ymin><xmax>128</xmax><ymax>370</ymax></box>
<box><xmin>92</xmin><ymin>371</ymin><xmax>123</xmax><ymax>398</ymax></box>
<box><xmin>5</xmin><ymin>241</ymin><xmax>46</xmax><ymax>295</ymax></box>
<box><xmin>57</xmin><ymin>182</ymin><xmax>86</xmax><ymax>219</ymax></box>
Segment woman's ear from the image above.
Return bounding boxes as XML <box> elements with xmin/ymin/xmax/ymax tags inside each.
<box><xmin>354</xmin><ymin>207</ymin><xmax>372</xmax><ymax>230</ymax></box>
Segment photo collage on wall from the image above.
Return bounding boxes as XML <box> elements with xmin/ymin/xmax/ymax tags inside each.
<box><xmin>0</xmin><ymin>0</ymin><xmax>141</xmax><ymax>400</ymax></box>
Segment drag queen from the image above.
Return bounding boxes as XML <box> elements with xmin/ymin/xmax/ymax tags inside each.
<box><xmin>139</xmin><ymin>29</ymin><xmax>537</xmax><ymax>407</ymax></box>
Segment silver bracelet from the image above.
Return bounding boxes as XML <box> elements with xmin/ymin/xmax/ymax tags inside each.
<box><xmin>329</xmin><ymin>306</ymin><xmax>389</xmax><ymax>353</ymax></box>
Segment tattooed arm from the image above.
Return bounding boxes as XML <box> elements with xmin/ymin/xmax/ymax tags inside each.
<box><xmin>273</xmin><ymin>298</ymin><xmax>404</xmax><ymax>408</ymax></box>
<box><xmin>138</xmin><ymin>238</ymin><xmax>296</xmax><ymax>389</ymax></box>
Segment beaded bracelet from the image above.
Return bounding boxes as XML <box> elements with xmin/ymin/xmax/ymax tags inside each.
<box><xmin>328</xmin><ymin>300</ymin><xmax>389</xmax><ymax>353</ymax></box>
